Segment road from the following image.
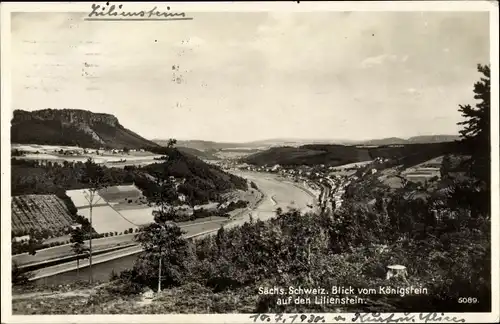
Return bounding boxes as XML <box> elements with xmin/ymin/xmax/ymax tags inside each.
<box><xmin>27</xmin><ymin>171</ymin><xmax>316</xmax><ymax>280</ymax></box>
<box><xmin>14</xmin><ymin>219</ymin><xmax>227</xmax><ymax>267</ymax></box>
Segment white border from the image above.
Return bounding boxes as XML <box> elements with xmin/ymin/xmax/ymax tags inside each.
<box><xmin>1</xmin><ymin>1</ymin><xmax>499</xmax><ymax>323</ymax></box>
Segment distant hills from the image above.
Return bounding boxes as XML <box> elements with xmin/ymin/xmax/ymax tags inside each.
<box><xmin>243</xmin><ymin>142</ymin><xmax>462</xmax><ymax>168</ymax></box>
<box><xmin>358</xmin><ymin>135</ymin><xmax>461</xmax><ymax>146</ymax></box>
<box><xmin>11</xmin><ymin>109</ymin><xmax>160</xmax><ymax>149</ymax></box>
<box><xmin>155</xmin><ymin>135</ymin><xmax>461</xmax><ymax>152</ymax></box>
<box><xmin>156</xmin><ymin>140</ymin><xmax>254</xmax><ymax>151</ymax></box>
<box><xmin>243</xmin><ymin>145</ymin><xmax>371</xmax><ymax>167</ymax></box>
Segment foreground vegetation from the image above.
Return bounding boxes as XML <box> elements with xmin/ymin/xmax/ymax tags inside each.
<box><xmin>13</xmin><ymin>194</ymin><xmax>490</xmax><ymax>313</ymax></box>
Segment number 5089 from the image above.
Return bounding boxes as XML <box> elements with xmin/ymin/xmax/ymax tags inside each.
<box><xmin>458</xmin><ymin>297</ymin><xmax>478</xmax><ymax>304</ymax></box>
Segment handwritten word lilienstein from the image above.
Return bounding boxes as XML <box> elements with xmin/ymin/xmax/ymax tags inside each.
<box><xmin>88</xmin><ymin>2</ymin><xmax>187</xmax><ymax>19</ymax></box>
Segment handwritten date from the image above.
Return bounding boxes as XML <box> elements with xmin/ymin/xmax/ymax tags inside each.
<box><xmin>249</xmin><ymin>314</ymin><xmax>333</xmax><ymax>323</ymax></box>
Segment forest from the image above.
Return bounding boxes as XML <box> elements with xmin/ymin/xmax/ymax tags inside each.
<box><xmin>11</xmin><ymin>148</ymin><xmax>248</xmax><ymax>206</ymax></box>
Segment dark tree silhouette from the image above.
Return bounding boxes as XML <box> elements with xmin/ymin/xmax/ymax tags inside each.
<box><xmin>440</xmin><ymin>155</ymin><xmax>452</xmax><ymax>179</ymax></box>
<box><xmin>457</xmin><ymin>64</ymin><xmax>490</xmax><ymax>184</ymax></box>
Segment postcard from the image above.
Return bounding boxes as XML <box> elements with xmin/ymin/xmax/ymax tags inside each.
<box><xmin>1</xmin><ymin>1</ymin><xmax>498</xmax><ymax>323</ymax></box>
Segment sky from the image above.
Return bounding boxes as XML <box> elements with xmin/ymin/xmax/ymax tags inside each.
<box><xmin>10</xmin><ymin>11</ymin><xmax>490</xmax><ymax>142</ymax></box>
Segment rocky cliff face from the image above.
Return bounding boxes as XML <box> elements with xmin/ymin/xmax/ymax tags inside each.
<box><xmin>13</xmin><ymin>109</ymin><xmax>120</xmax><ymax>127</ymax></box>
<box><xmin>11</xmin><ymin>109</ymin><xmax>159</xmax><ymax>149</ymax></box>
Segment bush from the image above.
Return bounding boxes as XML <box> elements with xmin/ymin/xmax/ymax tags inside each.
<box><xmin>12</xmin><ymin>262</ymin><xmax>33</xmax><ymax>286</ymax></box>
<box><xmin>109</xmin><ymin>269</ymin><xmax>119</xmax><ymax>281</ymax></box>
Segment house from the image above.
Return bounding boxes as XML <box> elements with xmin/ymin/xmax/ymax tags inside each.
<box><xmin>71</xmin><ymin>224</ymin><xmax>82</xmax><ymax>230</ymax></box>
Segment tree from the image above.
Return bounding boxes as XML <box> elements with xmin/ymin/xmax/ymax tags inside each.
<box><xmin>166</xmin><ymin>138</ymin><xmax>177</xmax><ymax>148</ymax></box>
<box><xmin>216</xmin><ymin>225</ymin><xmax>226</xmax><ymax>251</ymax></box>
<box><xmin>440</xmin><ymin>155</ymin><xmax>452</xmax><ymax>179</ymax></box>
<box><xmin>134</xmin><ymin>220</ymin><xmax>189</xmax><ymax>293</ymax></box>
<box><xmin>27</xmin><ymin>229</ymin><xmax>43</xmax><ymax>256</ymax></box>
<box><xmin>134</xmin><ymin>149</ymin><xmax>188</xmax><ymax>293</ymax></box>
<box><xmin>457</xmin><ymin>64</ymin><xmax>490</xmax><ymax>184</ymax></box>
<box><xmin>80</xmin><ymin>158</ymin><xmax>110</xmax><ymax>284</ymax></box>
<box><xmin>71</xmin><ymin>227</ymin><xmax>89</xmax><ymax>278</ymax></box>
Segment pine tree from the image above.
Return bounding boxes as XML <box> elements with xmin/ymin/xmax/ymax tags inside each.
<box><xmin>457</xmin><ymin>64</ymin><xmax>490</xmax><ymax>184</ymax></box>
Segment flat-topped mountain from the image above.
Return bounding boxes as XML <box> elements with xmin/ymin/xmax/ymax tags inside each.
<box><xmin>11</xmin><ymin>109</ymin><xmax>160</xmax><ymax>149</ymax></box>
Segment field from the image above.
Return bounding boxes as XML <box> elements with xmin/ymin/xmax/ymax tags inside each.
<box><xmin>98</xmin><ymin>185</ymin><xmax>145</xmax><ymax>203</ymax></box>
<box><xmin>402</xmin><ymin>156</ymin><xmax>442</xmax><ymax>183</ymax></box>
<box><xmin>12</xmin><ymin>144</ymin><xmax>85</xmax><ymax>153</ymax></box>
<box><xmin>67</xmin><ymin>185</ymin><xmax>229</xmax><ymax>231</ymax></box>
<box><xmin>12</xmin><ymin>144</ymin><xmax>164</xmax><ymax>167</ymax></box>
<box><xmin>116</xmin><ymin>208</ymin><xmax>155</xmax><ymax>226</ymax></box>
<box><xmin>66</xmin><ymin>188</ymin><xmax>138</xmax><ymax>233</ymax></box>
<box><xmin>11</xmin><ymin>195</ymin><xmax>75</xmax><ymax>237</ymax></box>
<box><xmin>66</xmin><ymin>189</ymin><xmax>107</xmax><ymax>208</ymax></box>
<box><xmin>377</xmin><ymin>156</ymin><xmax>444</xmax><ymax>188</ymax></box>
<box><xmin>77</xmin><ymin>206</ymin><xmax>137</xmax><ymax>234</ymax></box>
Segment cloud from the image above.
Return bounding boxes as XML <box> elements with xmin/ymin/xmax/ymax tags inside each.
<box><xmin>359</xmin><ymin>53</ymin><xmax>412</xmax><ymax>69</ymax></box>
<box><xmin>360</xmin><ymin>54</ymin><xmax>394</xmax><ymax>68</ymax></box>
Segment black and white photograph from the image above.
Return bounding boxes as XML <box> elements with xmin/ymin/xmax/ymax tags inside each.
<box><xmin>1</xmin><ymin>1</ymin><xmax>498</xmax><ymax>323</ymax></box>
